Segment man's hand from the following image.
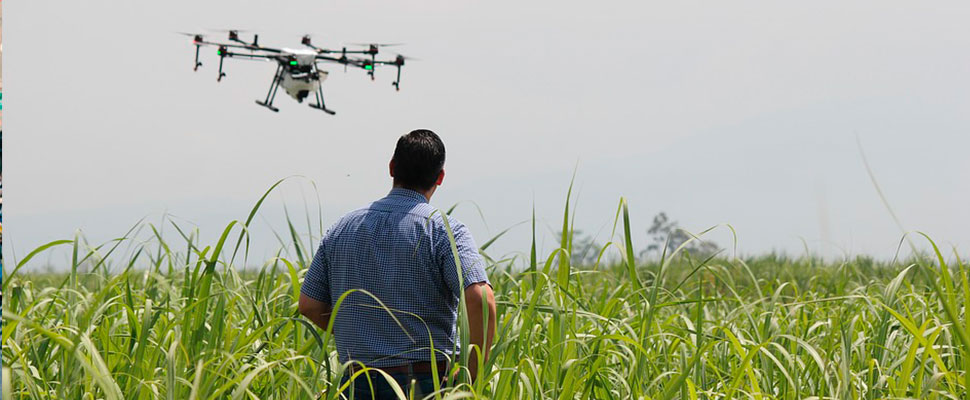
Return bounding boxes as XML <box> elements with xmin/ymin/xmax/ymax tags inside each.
<box><xmin>298</xmin><ymin>293</ymin><xmax>333</xmax><ymax>332</ymax></box>
<box><xmin>463</xmin><ymin>282</ymin><xmax>496</xmax><ymax>382</ymax></box>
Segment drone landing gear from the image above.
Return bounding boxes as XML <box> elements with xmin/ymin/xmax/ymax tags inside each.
<box><xmin>309</xmin><ymin>104</ymin><xmax>336</xmax><ymax>115</ymax></box>
<box><xmin>255</xmin><ymin>65</ymin><xmax>283</xmax><ymax>112</ymax></box>
<box><xmin>309</xmin><ymin>65</ymin><xmax>336</xmax><ymax>115</ymax></box>
<box><xmin>309</xmin><ymin>87</ymin><xmax>336</xmax><ymax>115</ymax></box>
<box><xmin>255</xmin><ymin>101</ymin><xmax>279</xmax><ymax>112</ymax></box>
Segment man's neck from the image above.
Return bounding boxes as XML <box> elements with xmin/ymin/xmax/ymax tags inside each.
<box><xmin>392</xmin><ymin>184</ymin><xmax>435</xmax><ymax>202</ymax></box>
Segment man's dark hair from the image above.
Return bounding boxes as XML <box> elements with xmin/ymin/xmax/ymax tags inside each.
<box><xmin>392</xmin><ymin>129</ymin><xmax>446</xmax><ymax>190</ymax></box>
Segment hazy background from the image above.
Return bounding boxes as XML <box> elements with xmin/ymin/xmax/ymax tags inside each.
<box><xmin>5</xmin><ymin>1</ymin><xmax>970</xmax><ymax>269</ymax></box>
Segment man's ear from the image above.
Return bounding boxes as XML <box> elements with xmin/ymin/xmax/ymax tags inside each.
<box><xmin>389</xmin><ymin>160</ymin><xmax>396</xmax><ymax>178</ymax></box>
<box><xmin>436</xmin><ymin>169</ymin><xmax>445</xmax><ymax>186</ymax></box>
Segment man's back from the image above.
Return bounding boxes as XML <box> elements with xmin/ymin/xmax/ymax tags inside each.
<box><xmin>301</xmin><ymin>188</ymin><xmax>489</xmax><ymax>367</ymax></box>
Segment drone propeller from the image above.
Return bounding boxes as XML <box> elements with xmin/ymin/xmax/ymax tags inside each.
<box><xmin>206</xmin><ymin>28</ymin><xmax>254</xmax><ymax>33</ymax></box>
<box><xmin>177</xmin><ymin>32</ymin><xmax>205</xmax><ymax>42</ymax></box>
<box><xmin>302</xmin><ymin>34</ymin><xmax>323</xmax><ymax>50</ymax></box>
<box><xmin>178</xmin><ymin>32</ymin><xmax>206</xmax><ymax>70</ymax></box>
<box><xmin>348</xmin><ymin>42</ymin><xmax>404</xmax><ymax>47</ymax></box>
<box><xmin>298</xmin><ymin>33</ymin><xmax>332</xmax><ymax>41</ymax></box>
<box><xmin>205</xmin><ymin>28</ymin><xmax>255</xmax><ymax>43</ymax></box>
<box><xmin>391</xmin><ymin>53</ymin><xmax>419</xmax><ymax>62</ymax></box>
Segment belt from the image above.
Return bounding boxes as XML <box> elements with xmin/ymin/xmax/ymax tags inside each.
<box><xmin>348</xmin><ymin>360</ymin><xmax>449</xmax><ymax>375</ymax></box>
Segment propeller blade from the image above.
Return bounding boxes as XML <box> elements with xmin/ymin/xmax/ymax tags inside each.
<box><xmin>348</xmin><ymin>42</ymin><xmax>404</xmax><ymax>47</ymax></box>
<box><xmin>205</xmin><ymin>28</ymin><xmax>254</xmax><ymax>33</ymax></box>
<box><xmin>391</xmin><ymin>53</ymin><xmax>420</xmax><ymax>61</ymax></box>
<box><xmin>297</xmin><ymin>32</ymin><xmax>332</xmax><ymax>40</ymax></box>
<box><xmin>177</xmin><ymin>32</ymin><xmax>206</xmax><ymax>43</ymax></box>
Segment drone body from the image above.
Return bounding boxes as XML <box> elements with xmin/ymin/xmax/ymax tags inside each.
<box><xmin>182</xmin><ymin>31</ymin><xmax>409</xmax><ymax>115</ymax></box>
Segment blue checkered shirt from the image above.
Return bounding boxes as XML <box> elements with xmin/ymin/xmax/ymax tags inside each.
<box><xmin>301</xmin><ymin>187</ymin><xmax>490</xmax><ymax>367</ymax></box>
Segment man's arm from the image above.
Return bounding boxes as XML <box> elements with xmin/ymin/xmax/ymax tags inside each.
<box><xmin>298</xmin><ymin>293</ymin><xmax>333</xmax><ymax>331</ymax></box>
<box><xmin>301</xmin><ymin>234</ymin><xmax>333</xmax><ymax>331</ymax></box>
<box><xmin>464</xmin><ymin>282</ymin><xmax>496</xmax><ymax>382</ymax></box>
<box><xmin>436</xmin><ymin>218</ymin><xmax>495</xmax><ymax>381</ymax></box>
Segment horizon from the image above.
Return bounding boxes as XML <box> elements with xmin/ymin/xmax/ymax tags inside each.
<box><xmin>4</xmin><ymin>0</ymin><xmax>970</xmax><ymax>270</ymax></box>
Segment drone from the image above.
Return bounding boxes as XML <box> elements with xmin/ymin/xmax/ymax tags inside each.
<box><xmin>181</xmin><ymin>30</ymin><xmax>411</xmax><ymax>114</ymax></box>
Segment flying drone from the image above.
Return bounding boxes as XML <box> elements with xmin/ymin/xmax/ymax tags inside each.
<box><xmin>180</xmin><ymin>30</ymin><xmax>411</xmax><ymax>114</ymax></box>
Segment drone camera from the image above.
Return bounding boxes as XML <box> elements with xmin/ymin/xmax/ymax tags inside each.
<box><xmin>296</xmin><ymin>90</ymin><xmax>310</xmax><ymax>103</ymax></box>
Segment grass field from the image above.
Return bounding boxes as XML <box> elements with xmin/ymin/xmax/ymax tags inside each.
<box><xmin>2</xmin><ymin>182</ymin><xmax>968</xmax><ymax>399</ymax></box>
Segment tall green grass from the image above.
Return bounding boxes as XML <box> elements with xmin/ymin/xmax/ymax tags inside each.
<box><xmin>1</xmin><ymin>181</ymin><xmax>967</xmax><ymax>399</ymax></box>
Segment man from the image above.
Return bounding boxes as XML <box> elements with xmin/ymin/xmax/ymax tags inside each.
<box><xmin>299</xmin><ymin>129</ymin><xmax>497</xmax><ymax>399</ymax></box>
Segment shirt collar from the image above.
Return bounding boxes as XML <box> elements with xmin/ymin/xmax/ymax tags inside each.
<box><xmin>388</xmin><ymin>187</ymin><xmax>429</xmax><ymax>203</ymax></box>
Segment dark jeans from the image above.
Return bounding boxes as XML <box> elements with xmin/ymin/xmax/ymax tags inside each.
<box><xmin>340</xmin><ymin>370</ymin><xmax>441</xmax><ymax>400</ymax></box>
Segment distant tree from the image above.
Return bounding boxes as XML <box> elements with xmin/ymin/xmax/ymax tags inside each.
<box><xmin>559</xmin><ymin>230</ymin><xmax>603</xmax><ymax>267</ymax></box>
<box><xmin>642</xmin><ymin>212</ymin><xmax>718</xmax><ymax>259</ymax></box>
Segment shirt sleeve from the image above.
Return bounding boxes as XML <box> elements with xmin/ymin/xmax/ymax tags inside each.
<box><xmin>301</xmin><ymin>236</ymin><xmax>332</xmax><ymax>303</ymax></box>
<box><xmin>438</xmin><ymin>218</ymin><xmax>490</xmax><ymax>298</ymax></box>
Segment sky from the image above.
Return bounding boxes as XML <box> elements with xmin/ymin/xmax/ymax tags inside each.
<box><xmin>5</xmin><ymin>0</ymin><xmax>970</xmax><ymax>270</ymax></box>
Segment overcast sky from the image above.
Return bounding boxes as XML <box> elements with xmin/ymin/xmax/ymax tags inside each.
<box><xmin>5</xmin><ymin>1</ymin><xmax>970</xmax><ymax>269</ymax></box>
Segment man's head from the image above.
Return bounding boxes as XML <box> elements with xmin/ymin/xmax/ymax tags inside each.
<box><xmin>390</xmin><ymin>129</ymin><xmax>446</xmax><ymax>193</ymax></box>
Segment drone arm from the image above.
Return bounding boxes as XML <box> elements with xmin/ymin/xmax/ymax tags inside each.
<box><xmin>315</xmin><ymin>55</ymin><xmax>372</xmax><ymax>70</ymax></box>
<box><xmin>314</xmin><ymin>55</ymin><xmax>344</xmax><ymax>63</ymax></box>
<box><xmin>374</xmin><ymin>59</ymin><xmax>404</xmax><ymax>65</ymax></box>
<box><xmin>221</xmin><ymin>51</ymin><xmax>279</xmax><ymax>61</ymax></box>
<box><xmin>197</xmin><ymin>40</ymin><xmax>283</xmax><ymax>53</ymax></box>
<box><xmin>316</xmin><ymin>56</ymin><xmax>405</xmax><ymax>87</ymax></box>
<box><xmin>312</xmin><ymin>48</ymin><xmax>360</xmax><ymax>55</ymax></box>
<box><xmin>372</xmin><ymin>58</ymin><xmax>405</xmax><ymax>90</ymax></box>
<box><xmin>244</xmin><ymin>44</ymin><xmax>283</xmax><ymax>53</ymax></box>
<box><xmin>215</xmin><ymin>48</ymin><xmax>275</xmax><ymax>81</ymax></box>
